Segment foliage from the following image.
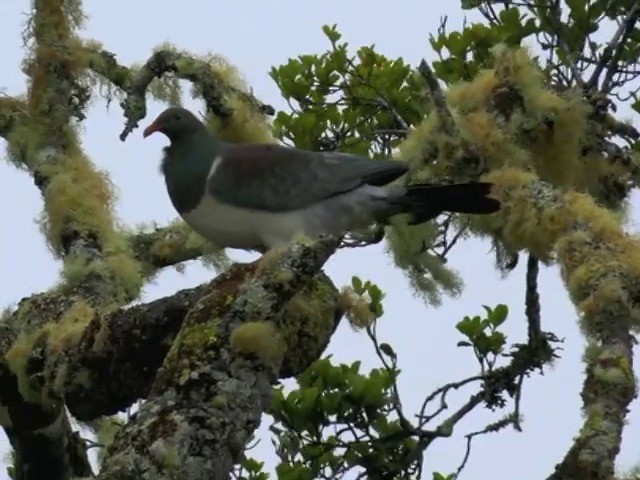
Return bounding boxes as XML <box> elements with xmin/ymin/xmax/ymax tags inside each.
<box><xmin>2</xmin><ymin>0</ymin><xmax>640</xmax><ymax>479</ymax></box>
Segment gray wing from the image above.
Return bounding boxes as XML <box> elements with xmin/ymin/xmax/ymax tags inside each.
<box><xmin>208</xmin><ymin>143</ymin><xmax>408</xmax><ymax>212</ymax></box>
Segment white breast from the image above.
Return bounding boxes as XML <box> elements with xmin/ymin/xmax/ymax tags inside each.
<box><xmin>182</xmin><ymin>195</ymin><xmax>310</xmax><ymax>250</ymax></box>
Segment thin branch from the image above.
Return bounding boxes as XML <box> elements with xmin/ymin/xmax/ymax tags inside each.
<box><xmin>587</xmin><ymin>4</ymin><xmax>640</xmax><ymax>90</ymax></box>
<box><xmin>525</xmin><ymin>254</ymin><xmax>541</xmax><ymax>342</ymax></box>
<box><xmin>418</xmin><ymin>59</ymin><xmax>457</xmax><ymax>135</ymax></box>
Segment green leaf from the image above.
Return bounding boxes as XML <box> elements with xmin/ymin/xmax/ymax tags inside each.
<box><xmin>490</xmin><ymin>304</ymin><xmax>509</xmax><ymax>327</ymax></box>
<box><xmin>456</xmin><ymin>315</ymin><xmax>483</xmax><ymax>338</ymax></box>
<box><xmin>351</xmin><ymin>275</ymin><xmax>364</xmax><ymax>293</ymax></box>
<box><xmin>322</xmin><ymin>24</ymin><xmax>342</xmax><ymax>44</ymax></box>
<box><xmin>367</xmin><ymin>283</ymin><xmax>384</xmax><ymax>304</ymax></box>
<box><xmin>488</xmin><ymin>331</ymin><xmax>507</xmax><ymax>354</ymax></box>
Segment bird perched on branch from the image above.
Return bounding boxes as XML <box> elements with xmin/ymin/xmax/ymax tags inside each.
<box><xmin>143</xmin><ymin>107</ymin><xmax>500</xmax><ymax>252</ymax></box>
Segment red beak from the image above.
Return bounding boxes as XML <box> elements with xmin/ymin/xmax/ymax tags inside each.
<box><xmin>142</xmin><ymin>121</ymin><xmax>161</xmax><ymax>138</ymax></box>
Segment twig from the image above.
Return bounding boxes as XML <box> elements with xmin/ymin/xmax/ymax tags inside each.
<box><xmin>546</xmin><ymin>0</ymin><xmax>586</xmax><ymax>88</ymax></box>
<box><xmin>587</xmin><ymin>4</ymin><xmax>640</xmax><ymax>90</ymax></box>
<box><xmin>600</xmin><ymin>6</ymin><xmax>640</xmax><ymax>92</ymax></box>
<box><xmin>417</xmin><ymin>59</ymin><xmax>457</xmax><ymax>135</ymax></box>
<box><xmin>525</xmin><ymin>254</ymin><xmax>541</xmax><ymax>342</ymax></box>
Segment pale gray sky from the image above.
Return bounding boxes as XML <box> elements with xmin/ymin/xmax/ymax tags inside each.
<box><xmin>0</xmin><ymin>1</ymin><xmax>638</xmax><ymax>478</ymax></box>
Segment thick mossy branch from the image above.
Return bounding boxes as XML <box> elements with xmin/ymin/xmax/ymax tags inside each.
<box><xmin>389</xmin><ymin>44</ymin><xmax>640</xmax><ymax>304</ymax></box>
<box><xmin>472</xmin><ymin>169</ymin><xmax>636</xmax><ymax>479</ymax></box>
<box><xmin>396</xmin><ymin>45</ymin><xmax>638</xmax><ymax>480</ymax></box>
<box><xmin>15</xmin><ymin>2</ymin><xmax>144</xmax><ymax>302</ymax></box>
<box><xmin>97</xmin><ymin>238</ymin><xmax>339</xmax><ymax>480</ymax></box>
<box><xmin>2</xmin><ymin>251</ymin><xmax>340</xmax><ymax>422</ymax></box>
<box><xmin>0</xmin><ymin>1</ymin><xmax>106</xmax><ymax>478</ymax></box>
<box><xmin>79</xmin><ymin>44</ymin><xmax>275</xmax><ymax>140</ymax></box>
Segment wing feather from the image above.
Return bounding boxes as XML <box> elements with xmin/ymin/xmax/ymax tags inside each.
<box><xmin>207</xmin><ymin>143</ymin><xmax>408</xmax><ymax>212</ymax></box>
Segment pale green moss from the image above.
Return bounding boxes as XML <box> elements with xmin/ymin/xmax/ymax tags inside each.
<box><xmin>164</xmin><ymin>321</ymin><xmax>219</xmax><ymax>385</ymax></box>
<box><xmin>338</xmin><ymin>286</ymin><xmax>375</xmax><ymax>330</ymax></box>
<box><xmin>149</xmin><ymin>438</ymin><xmax>180</xmax><ymax>471</ymax></box>
<box><xmin>210</xmin><ymin>394</ymin><xmax>228</xmax><ymax>408</ymax></box>
<box><xmin>88</xmin><ymin>415</ymin><xmax>125</xmax><ymax>465</ymax></box>
<box><xmin>38</xmin><ymin>152</ymin><xmax>116</xmax><ymax>254</ymax></box>
<box><xmin>229</xmin><ymin>321</ymin><xmax>285</xmax><ymax>367</ymax></box>
<box><xmin>5</xmin><ymin>299</ymin><xmax>95</xmax><ymax>403</ymax></box>
<box><xmin>5</xmin><ymin>332</ymin><xmax>46</xmax><ymax>403</ymax></box>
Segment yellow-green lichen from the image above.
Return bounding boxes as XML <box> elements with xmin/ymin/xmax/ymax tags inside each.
<box><xmin>210</xmin><ymin>394</ymin><xmax>228</xmax><ymax>408</ymax></box>
<box><xmin>229</xmin><ymin>321</ymin><xmax>286</xmax><ymax>367</ymax></box>
<box><xmin>149</xmin><ymin>438</ymin><xmax>180</xmax><ymax>471</ymax></box>
<box><xmin>338</xmin><ymin>286</ymin><xmax>375</xmax><ymax>330</ymax></box>
<box><xmin>11</xmin><ymin>130</ymin><xmax>144</xmax><ymax>302</ymax></box>
<box><xmin>145</xmin><ymin>220</ymin><xmax>229</xmax><ymax>272</ymax></box>
<box><xmin>87</xmin><ymin>415</ymin><xmax>125</xmax><ymax>465</ymax></box>
<box><xmin>163</xmin><ymin>321</ymin><xmax>219</xmax><ymax>385</ymax></box>
<box><xmin>474</xmin><ymin>166</ymin><xmax>640</xmax><ymax>337</ymax></box>
<box><xmin>401</xmin><ymin>45</ymin><xmax>593</xmax><ymax>192</ymax></box>
<box><xmin>38</xmin><ymin>152</ymin><xmax>116</xmax><ymax>253</ymax></box>
<box><xmin>61</xmin><ymin>243</ymin><xmax>143</xmax><ymax>304</ymax></box>
<box><xmin>385</xmin><ymin>218</ymin><xmax>463</xmax><ymax>306</ymax></box>
<box><xmin>276</xmin><ymin>273</ymin><xmax>341</xmax><ymax>377</ymax></box>
<box><xmin>150</xmin><ymin>43</ymin><xmax>273</xmax><ymax>145</ymax></box>
<box><xmin>5</xmin><ymin>331</ymin><xmax>48</xmax><ymax>403</ymax></box>
<box><xmin>207</xmin><ymin>94</ymin><xmax>274</xmax><ymax>144</ymax></box>
<box><xmin>5</xmin><ymin>299</ymin><xmax>95</xmax><ymax>403</ymax></box>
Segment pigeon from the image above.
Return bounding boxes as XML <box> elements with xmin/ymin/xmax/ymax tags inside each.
<box><xmin>143</xmin><ymin>107</ymin><xmax>500</xmax><ymax>251</ymax></box>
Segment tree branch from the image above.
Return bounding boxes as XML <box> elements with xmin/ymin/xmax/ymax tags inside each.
<box><xmin>0</xmin><ymin>1</ymin><xmax>101</xmax><ymax>477</ymax></box>
<box><xmin>3</xmin><ymin>255</ymin><xmax>341</xmax><ymax>426</ymax></box>
<box><xmin>587</xmin><ymin>4</ymin><xmax>640</xmax><ymax>91</ymax></box>
<box><xmin>413</xmin><ymin>46</ymin><xmax>637</xmax><ymax>479</ymax></box>
<box><xmin>96</xmin><ymin>237</ymin><xmax>339</xmax><ymax>480</ymax></box>
<box><xmin>417</xmin><ymin>59</ymin><xmax>457</xmax><ymax>136</ymax></box>
<box><xmin>128</xmin><ymin>221</ymin><xmax>230</xmax><ymax>274</ymax></box>
<box><xmin>81</xmin><ymin>45</ymin><xmax>275</xmax><ymax>141</ymax></box>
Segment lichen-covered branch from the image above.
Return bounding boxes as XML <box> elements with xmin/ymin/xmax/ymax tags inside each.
<box><xmin>94</xmin><ymin>238</ymin><xmax>338</xmax><ymax>480</ymax></box>
<box><xmin>476</xmin><ymin>170</ymin><xmax>637</xmax><ymax>480</ymax></box>
<box><xmin>0</xmin><ymin>96</ymin><xmax>26</xmax><ymax>140</ymax></box>
<box><xmin>80</xmin><ymin>43</ymin><xmax>275</xmax><ymax>140</ymax></box>
<box><xmin>395</xmin><ymin>46</ymin><xmax>638</xmax><ymax>479</ymax></box>
<box><xmin>0</xmin><ymin>1</ymin><xmax>147</xmax><ymax>478</ymax></box>
<box><xmin>417</xmin><ymin>59</ymin><xmax>456</xmax><ymax>136</ymax></box>
<box><xmin>3</xmin><ymin>258</ymin><xmax>339</xmax><ymax>426</ymax></box>
<box><xmin>128</xmin><ymin>221</ymin><xmax>230</xmax><ymax>275</ymax></box>
<box><xmin>0</xmin><ymin>1</ymin><xmax>100</xmax><ymax>477</ymax></box>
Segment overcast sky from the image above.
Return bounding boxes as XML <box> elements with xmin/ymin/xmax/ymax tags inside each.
<box><xmin>1</xmin><ymin>1</ymin><xmax>639</xmax><ymax>478</ymax></box>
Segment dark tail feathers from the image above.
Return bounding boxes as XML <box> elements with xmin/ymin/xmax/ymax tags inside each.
<box><xmin>391</xmin><ymin>182</ymin><xmax>501</xmax><ymax>225</ymax></box>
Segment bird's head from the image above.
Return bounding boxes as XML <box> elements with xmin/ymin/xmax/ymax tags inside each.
<box><xmin>143</xmin><ymin>107</ymin><xmax>205</xmax><ymax>142</ymax></box>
